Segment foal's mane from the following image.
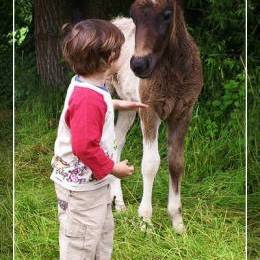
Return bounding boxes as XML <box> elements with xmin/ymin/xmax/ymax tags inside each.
<box><xmin>170</xmin><ymin>0</ymin><xmax>189</xmax><ymax>50</ymax></box>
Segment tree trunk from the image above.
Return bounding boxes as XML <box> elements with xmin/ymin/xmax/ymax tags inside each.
<box><xmin>34</xmin><ymin>0</ymin><xmax>70</xmax><ymax>87</ymax></box>
<box><xmin>33</xmin><ymin>0</ymin><xmax>132</xmax><ymax>87</ymax></box>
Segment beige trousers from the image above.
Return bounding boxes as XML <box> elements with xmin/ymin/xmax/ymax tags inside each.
<box><xmin>55</xmin><ymin>184</ymin><xmax>114</xmax><ymax>260</ymax></box>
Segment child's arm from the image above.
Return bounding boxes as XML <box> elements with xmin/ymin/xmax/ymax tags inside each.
<box><xmin>112</xmin><ymin>99</ymin><xmax>148</xmax><ymax>111</ymax></box>
<box><xmin>67</xmin><ymin>89</ymin><xmax>115</xmax><ymax>180</ymax></box>
<box><xmin>112</xmin><ymin>160</ymin><xmax>134</xmax><ymax>179</ymax></box>
<box><xmin>67</xmin><ymin>89</ymin><xmax>135</xmax><ymax>180</ymax></box>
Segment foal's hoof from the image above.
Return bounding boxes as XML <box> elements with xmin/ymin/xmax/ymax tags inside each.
<box><xmin>115</xmin><ymin>202</ymin><xmax>127</xmax><ymax>212</ymax></box>
<box><xmin>173</xmin><ymin>222</ymin><xmax>186</xmax><ymax>235</ymax></box>
<box><xmin>113</xmin><ymin>198</ymin><xmax>126</xmax><ymax>212</ymax></box>
<box><xmin>140</xmin><ymin>218</ymin><xmax>154</xmax><ymax>233</ymax></box>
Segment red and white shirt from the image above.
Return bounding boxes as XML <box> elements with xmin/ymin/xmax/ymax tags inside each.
<box><xmin>50</xmin><ymin>75</ymin><xmax>117</xmax><ymax>191</ymax></box>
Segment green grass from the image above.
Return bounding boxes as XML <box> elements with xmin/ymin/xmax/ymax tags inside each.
<box><xmin>247</xmin><ymin>64</ymin><xmax>260</xmax><ymax>259</ymax></box>
<box><xmin>0</xmin><ymin>109</ymin><xmax>13</xmax><ymax>259</ymax></box>
<box><xmin>15</xmin><ymin>83</ymin><xmax>246</xmax><ymax>260</ymax></box>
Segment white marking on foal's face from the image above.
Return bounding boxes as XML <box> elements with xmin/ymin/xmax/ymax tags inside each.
<box><xmin>134</xmin><ymin>49</ymin><xmax>152</xmax><ymax>59</ymax></box>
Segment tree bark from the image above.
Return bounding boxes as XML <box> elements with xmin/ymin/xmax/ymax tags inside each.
<box><xmin>34</xmin><ymin>0</ymin><xmax>71</xmax><ymax>87</ymax></box>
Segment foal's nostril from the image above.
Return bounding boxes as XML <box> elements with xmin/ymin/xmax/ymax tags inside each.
<box><xmin>130</xmin><ymin>56</ymin><xmax>150</xmax><ymax>75</ymax></box>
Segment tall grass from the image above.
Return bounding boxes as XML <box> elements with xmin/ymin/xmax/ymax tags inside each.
<box><xmin>15</xmin><ymin>70</ymin><xmax>246</xmax><ymax>259</ymax></box>
<box><xmin>0</xmin><ymin>109</ymin><xmax>13</xmax><ymax>259</ymax></box>
<box><xmin>247</xmin><ymin>63</ymin><xmax>260</xmax><ymax>259</ymax></box>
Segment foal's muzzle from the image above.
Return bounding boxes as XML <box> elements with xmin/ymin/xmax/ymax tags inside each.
<box><xmin>130</xmin><ymin>55</ymin><xmax>154</xmax><ymax>79</ymax></box>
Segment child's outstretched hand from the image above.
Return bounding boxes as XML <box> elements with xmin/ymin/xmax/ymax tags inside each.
<box><xmin>113</xmin><ymin>99</ymin><xmax>149</xmax><ymax>111</ymax></box>
<box><xmin>112</xmin><ymin>160</ymin><xmax>134</xmax><ymax>179</ymax></box>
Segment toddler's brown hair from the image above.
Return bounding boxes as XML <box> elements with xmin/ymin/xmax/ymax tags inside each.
<box><xmin>62</xmin><ymin>19</ymin><xmax>125</xmax><ymax>76</ymax></box>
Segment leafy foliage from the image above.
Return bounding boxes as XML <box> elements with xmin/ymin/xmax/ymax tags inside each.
<box><xmin>247</xmin><ymin>0</ymin><xmax>260</xmax><ymax>192</ymax></box>
<box><xmin>0</xmin><ymin>1</ymin><xmax>13</xmax><ymax>109</ymax></box>
<box><xmin>183</xmin><ymin>1</ymin><xmax>245</xmax><ymax>121</ymax></box>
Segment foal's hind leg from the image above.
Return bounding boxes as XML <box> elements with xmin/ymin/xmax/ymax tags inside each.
<box><xmin>110</xmin><ymin>110</ymin><xmax>136</xmax><ymax>211</ymax></box>
<box><xmin>138</xmin><ymin>109</ymin><xmax>161</xmax><ymax>223</ymax></box>
<box><xmin>167</xmin><ymin>110</ymin><xmax>192</xmax><ymax>234</ymax></box>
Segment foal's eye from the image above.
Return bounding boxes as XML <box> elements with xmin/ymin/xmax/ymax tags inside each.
<box><xmin>163</xmin><ymin>10</ymin><xmax>172</xmax><ymax>21</ymax></box>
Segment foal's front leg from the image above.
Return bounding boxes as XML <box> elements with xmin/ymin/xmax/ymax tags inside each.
<box><xmin>110</xmin><ymin>110</ymin><xmax>136</xmax><ymax>211</ymax></box>
<box><xmin>138</xmin><ymin>110</ymin><xmax>161</xmax><ymax>223</ymax></box>
<box><xmin>167</xmin><ymin>110</ymin><xmax>192</xmax><ymax>234</ymax></box>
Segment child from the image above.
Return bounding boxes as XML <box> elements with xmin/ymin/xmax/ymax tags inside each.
<box><xmin>50</xmin><ymin>19</ymin><xmax>148</xmax><ymax>260</ymax></box>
